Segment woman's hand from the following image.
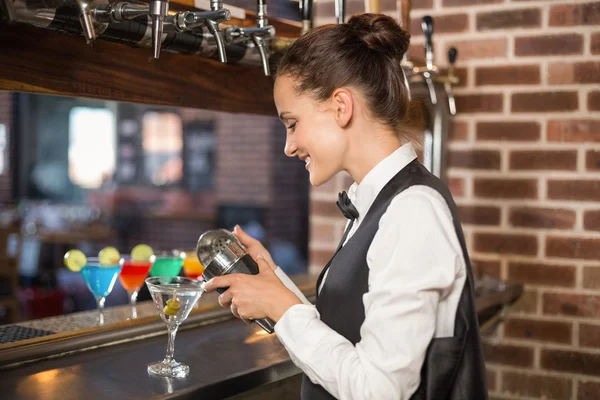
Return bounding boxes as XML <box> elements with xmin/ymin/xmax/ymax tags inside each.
<box><xmin>203</xmin><ymin>255</ymin><xmax>302</xmax><ymax>323</ymax></box>
<box><xmin>233</xmin><ymin>225</ymin><xmax>277</xmax><ymax>271</ymax></box>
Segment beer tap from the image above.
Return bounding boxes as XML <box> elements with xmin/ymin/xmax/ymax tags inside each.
<box><xmin>299</xmin><ymin>0</ymin><xmax>313</xmax><ymax>34</ymax></box>
<box><xmin>335</xmin><ymin>0</ymin><xmax>345</xmax><ymax>24</ymax></box>
<box><xmin>173</xmin><ymin>6</ymin><xmax>230</xmax><ymax>63</ymax></box>
<box><xmin>223</xmin><ymin>0</ymin><xmax>274</xmax><ymax>75</ymax></box>
<box><xmin>75</xmin><ymin>0</ymin><xmax>96</xmax><ymax>43</ymax></box>
<box><xmin>412</xmin><ymin>15</ymin><xmax>438</xmax><ymax>105</ymax></box>
<box><xmin>445</xmin><ymin>47</ymin><xmax>458</xmax><ymax>115</ymax></box>
<box><xmin>149</xmin><ymin>0</ymin><xmax>169</xmax><ymax>58</ymax></box>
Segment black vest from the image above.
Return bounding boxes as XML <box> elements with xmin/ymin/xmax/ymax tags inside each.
<box><xmin>301</xmin><ymin>160</ymin><xmax>488</xmax><ymax>400</ymax></box>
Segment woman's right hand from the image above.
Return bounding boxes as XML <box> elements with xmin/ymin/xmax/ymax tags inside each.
<box><xmin>233</xmin><ymin>225</ymin><xmax>277</xmax><ymax>271</ymax></box>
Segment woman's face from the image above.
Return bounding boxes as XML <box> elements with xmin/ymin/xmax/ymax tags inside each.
<box><xmin>273</xmin><ymin>75</ymin><xmax>348</xmax><ymax>186</ymax></box>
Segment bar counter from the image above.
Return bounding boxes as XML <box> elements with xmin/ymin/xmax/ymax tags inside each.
<box><xmin>0</xmin><ymin>275</ymin><xmax>522</xmax><ymax>400</ymax></box>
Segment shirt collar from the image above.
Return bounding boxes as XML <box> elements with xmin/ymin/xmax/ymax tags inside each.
<box><xmin>347</xmin><ymin>143</ymin><xmax>417</xmax><ymax>221</ymax></box>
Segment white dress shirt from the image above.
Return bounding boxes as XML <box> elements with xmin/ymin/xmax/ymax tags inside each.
<box><xmin>273</xmin><ymin>143</ymin><xmax>466</xmax><ymax>400</ymax></box>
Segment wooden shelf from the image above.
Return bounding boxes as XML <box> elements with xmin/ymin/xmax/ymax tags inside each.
<box><xmin>0</xmin><ymin>2</ymin><xmax>302</xmax><ymax>115</ymax></box>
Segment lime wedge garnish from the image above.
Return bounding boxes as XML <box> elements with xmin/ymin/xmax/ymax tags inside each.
<box><xmin>64</xmin><ymin>249</ymin><xmax>87</xmax><ymax>272</ymax></box>
<box><xmin>98</xmin><ymin>246</ymin><xmax>120</xmax><ymax>265</ymax></box>
<box><xmin>131</xmin><ymin>244</ymin><xmax>154</xmax><ymax>262</ymax></box>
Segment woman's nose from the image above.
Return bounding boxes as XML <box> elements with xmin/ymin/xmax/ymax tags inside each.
<box><xmin>284</xmin><ymin>134</ymin><xmax>298</xmax><ymax>157</ymax></box>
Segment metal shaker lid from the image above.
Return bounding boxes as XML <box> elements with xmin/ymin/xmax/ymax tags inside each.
<box><xmin>195</xmin><ymin>229</ymin><xmax>246</xmax><ymax>278</ymax></box>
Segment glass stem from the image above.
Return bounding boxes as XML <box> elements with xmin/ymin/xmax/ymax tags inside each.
<box><xmin>96</xmin><ymin>296</ymin><xmax>106</xmax><ymax>326</ymax></box>
<box><xmin>164</xmin><ymin>324</ymin><xmax>179</xmax><ymax>364</ymax></box>
<box><xmin>129</xmin><ymin>291</ymin><xmax>139</xmax><ymax>319</ymax></box>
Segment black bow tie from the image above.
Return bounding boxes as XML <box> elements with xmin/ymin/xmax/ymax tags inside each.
<box><xmin>336</xmin><ymin>191</ymin><xmax>359</xmax><ymax>221</ymax></box>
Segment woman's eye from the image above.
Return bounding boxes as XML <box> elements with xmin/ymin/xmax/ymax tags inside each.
<box><xmin>287</xmin><ymin>122</ymin><xmax>297</xmax><ymax>132</ymax></box>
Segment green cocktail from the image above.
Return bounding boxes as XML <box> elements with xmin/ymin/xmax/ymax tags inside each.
<box><xmin>150</xmin><ymin>251</ymin><xmax>184</xmax><ymax>277</ymax></box>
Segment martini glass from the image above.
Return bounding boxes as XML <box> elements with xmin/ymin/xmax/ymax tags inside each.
<box><xmin>146</xmin><ymin>276</ymin><xmax>204</xmax><ymax>378</ymax></box>
<box><xmin>80</xmin><ymin>257</ymin><xmax>122</xmax><ymax>326</ymax></box>
<box><xmin>119</xmin><ymin>255</ymin><xmax>153</xmax><ymax>319</ymax></box>
<box><xmin>149</xmin><ymin>250</ymin><xmax>184</xmax><ymax>277</ymax></box>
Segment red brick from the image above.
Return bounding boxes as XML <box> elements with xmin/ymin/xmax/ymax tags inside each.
<box><xmin>547</xmin><ymin>236</ymin><xmax>600</xmax><ymax>260</ymax></box>
<box><xmin>508</xmin><ymin>262</ymin><xmax>576</xmax><ymax>287</ymax></box>
<box><xmin>448</xmin><ymin>177</ymin><xmax>465</xmax><ymax>198</ymax></box>
<box><xmin>476</xmin><ymin>65</ymin><xmax>540</xmax><ymax>86</ymax></box>
<box><xmin>476</xmin><ymin>121</ymin><xmax>540</xmax><ymax>141</ymax></box>
<box><xmin>310</xmin><ymin>222</ymin><xmax>335</xmax><ymax>243</ymax></box>
<box><xmin>474</xmin><ymin>178</ymin><xmax>538</xmax><ymax>199</ymax></box>
<box><xmin>487</xmin><ymin>368</ymin><xmax>497</xmax><ymax>391</ymax></box>
<box><xmin>589</xmin><ymin>91</ymin><xmax>600</xmax><ymax>111</ymax></box>
<box><xmin>580</xmin><ymin>324</ymin><xmax>600</xmax><ymax>348</ymax></box>
<box><xmin>543</xmin><ymin>292</ymin><xmax>600</xmax><ymax>318</ymax></box>
<box><xmin>512</xmin><ymin>289</ymin><xmax>538</xmax><ymax>314</ymax></box>
<box><xmin>412</xmin><ymin>0</ymin><xmax>433</xmax><ymax>9</ymax></box>
<box><xmin>446</xmin><ymin>39</ymin><xmax>507</xmax><ymax>61</ymax></box>
<box><xmin>586</xmin><ymin>150</ymin><xmax>600</xmax><ymax>171</ymax></box>
<box><xmin>501</xmin><ymin>371</ymin><xmax>572</xmax><ymax>400</ymax></box>
<box><xmin>310</xmin><ymin>200</ymin><xmax>339</xmax><ymax>218</ymax></box>
<box><xmin>585</xmin><ymin>210</ymin><xmax>600</xmax><ymax>231</ymax></box>
<box><xmin>455</xmin><ymin>94</ymin><xmax>503</xmax><ymax>113</ymax></box>
<box><xmin>310</xmin><ymin>249</ymin><xmax>334</xmax><ymax>266</ymax></box>
<box><xmin>549</xmin><ymin>2</ymin><xmax>600</xmax><ymax>27</ymax></box>
<box><xmin>515</xmin><ymin>34</ymin><xmax>584</xmax><ymax>56</ymax></box>
<box><xmin>443</xmin><ymin>0</ymin><xmax>501</xmax><ymax>6</ymax></box>
<box><xmin>448</xmin><ymin>120</ymin><xmax>468</xmax><ymax>142</ymax></box>
<box><xmin>474</xmin><ymin>233</ymin><xmax>538</xmax><ymax>256</ymax></box>
<box><xmin>410</xmin><ymin>14</ymin><xmax>469</xmax><ymax>37</ymax></box>
<box><xmin>477</xmin><ymin>8</ymin><xmax>541</xmax><ymax>30</ymax></box>
<box><xmin>548</xmin><ymin>62</ymin><xmax>600</xmax><ymax>84</ymax></box>
<box><xmin>593</xmin><ymin>33</ymin><xmax>600</xmax><ymax>54</ymax></box>
<box><xmin>510</xmin><ymin>207</ymin><xmax>575</xmax><ymax>230</ymax></box>
<box><xmin>448</xmin><ymin>150</ymin><xmax>501</xmax><ymax>170</ymax></box>
<box><xmin>541</xmin><ymin>349</ymin><xmax>600</xmax><ymax>376</ymax></box>
<box><xmin>579</xmin><ymin>381</ymin><xmax>600</xmax><ymax>400</ymax></box>
<box><xmin>583</xmin><ymin>266</ymin><xmax>600</xmax><ymax>290</ymax></box>
<box><xmin>471</xmin><ymin>258</ymin><xmax>501</xmax><ymax>278</ymax></box>
<box><xmin>512</xmin><ymin>92</ymin><xmax>578</xmax><ymax>113</ymax></box>
<box><xmin>482</xmin><ymin>342</ymin><xmax>534</xmax><ymax>367</ymax></box>
<box><xmin>548</xmin><ymin>180</ymin><xmax>600</xmax><ymax>202</ymax></box>
<box><xmin>458</xmin><ymin>205</ymin><xmax>501</xmax><ymax>226</ymax></box>
<box><xmin>548</xmin><ymin>119</ymin><xmax>600</xmax><ymax>142</ymax></box>
<box><xmin>505</xmin><ymin>318</ymin><xmax>572</xmax><ymax>344</ymax></box>
<box><xmin>510</xmin><ymin>150</ymin><xmax>577</xmax><ymax>171</ymax></box>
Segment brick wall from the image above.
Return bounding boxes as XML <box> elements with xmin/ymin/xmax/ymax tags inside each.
<box><xmin>312</xmin><ymin>1</ymin><xmax>600</xmax><ymax>399</ymax></box>
<box><xmin>0</xmin><ymin>92</ymin><xmax>11</xmax><ymax>203</ymax></box>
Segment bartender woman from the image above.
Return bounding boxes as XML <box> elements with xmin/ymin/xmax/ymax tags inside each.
<box><xmin>204</xmin><ymin>13</ymin><xmax>488</xmax><ymax>400</ymax></box>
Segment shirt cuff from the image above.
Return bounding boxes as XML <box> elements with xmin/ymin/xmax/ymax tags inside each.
<box><xmin>275</xmin><ymin>303</ymin><xmax>319</xmax><ymax>345</ymax></box>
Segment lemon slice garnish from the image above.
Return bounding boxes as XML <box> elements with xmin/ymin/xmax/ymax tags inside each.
<box><xmin>131</xmin><ymin>244</ymin><xmax>154</xmax><ymax>262</ymax></box>
<box><xmin>64</xmin><ymin>249</ymin><xmax>87</xmax><ymax>272</ymax></box>
<box><xmin>98</xmin><ymin>246</ymin><xmax>120</xmax><ymax>265</ymax></box>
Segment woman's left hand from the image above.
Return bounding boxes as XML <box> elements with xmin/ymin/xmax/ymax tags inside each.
<box><xmin>203</xmin><ymin>255</ymin><xmax>302</xmax><ymax>323</ymax></box>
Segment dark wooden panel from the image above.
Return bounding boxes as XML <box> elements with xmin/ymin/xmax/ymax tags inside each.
<box><xmin>0</xmin><ymin>22</ymin><xmax>279</xmax><ymax>115</ymax></box>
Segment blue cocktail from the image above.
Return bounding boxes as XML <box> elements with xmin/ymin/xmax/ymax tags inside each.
<box><xmin>80</xmin><ymin>257</ymin><xmax>121</xmax><ymax>325</ymax></box>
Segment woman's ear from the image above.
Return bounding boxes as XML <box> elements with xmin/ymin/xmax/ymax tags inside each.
<box><xmin>331</xmin><ymin>88</ymin><xmax>354</xmax><ymax>128</ymax></box>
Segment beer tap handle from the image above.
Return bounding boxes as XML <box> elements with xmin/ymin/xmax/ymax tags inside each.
<box><xmin>400</xmin><ymin>0</ymin><xmax>411</xmax><ymax>32</ymax></box>
<box><xmin>335</xmin><ymin>0</ymin><xmax>345</xmax><ymax>24</ymax></box>
<box><xmin>252</xmin><ymin>35</ymin><xmax>270</xmax><ymax>76</ymax></box>
<box><xmin>74</xmin><ymin>0</ymin><xmax>96</xmax><ymax>43</ymax></box>
<box><xmin>207</xmin><ymin>0</ymin><xmax>230</xmax><ymax>63</ymax></box>
<box><xmin>150</xmin><ymin>0</ymin><xmax>169</xmax><ymax>58</ymax></box>
<box><xmin>300</xmin><ymin>0</ymin><xmax>313</xmax><ymax>34</ymax></box>
<box><xmin>421</xmin><ymin>15</ymin><xmax>433</xmax><ymax>70</ymax></box>
<box><xmin>446</xmin><ymin>46</ymin><xmax>458</xmax><ymax>115</ymax></box>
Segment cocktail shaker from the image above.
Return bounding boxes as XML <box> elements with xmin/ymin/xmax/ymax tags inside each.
<box><xmin>196</xmin><ymin>229</ymin><xmax>276</xmax><ymax>334</ymax></box>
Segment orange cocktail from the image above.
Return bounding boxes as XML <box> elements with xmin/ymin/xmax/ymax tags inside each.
<box><xmin>182</xmin><ymin>251</ymin><xmax>204</xmax><ymax>279</ymax></box>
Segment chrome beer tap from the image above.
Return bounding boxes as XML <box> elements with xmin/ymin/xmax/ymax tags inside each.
<box><xmin>74</xmin><ymin>0</ymin><xmax>96</xmax><ymax>43</ymax></box>
<box><xmin>299</xmin><ymin>0</ymin><xmax>313</xmax><ymax>34</ymax></box>
<box><xmin>223</xmin><ymin>0</ymin><xmax>274</xmax><ymax>75</ymax></box>
<box><xmin>334</xmin><ymin>0</ymin><xmax>345</xmax><ymax>24</ymax></box>
<box><xmin>412</xmin><ymin>16</ymin><xmax>438</xmax><ymax>105</ymax></box>
<box><xmin>149</xmin><ymin>0</ymin><xmax>169</xmax><ymax>58</ymax></box>
<box><xmin>173</xmin><ymin>6</ymin><xmax>231</xmax><ymax>63</ymax></box>
<box><xmin>445</xmin><ymin>47</ymin><xmax>458</xmax><ymax>115</ymax></box>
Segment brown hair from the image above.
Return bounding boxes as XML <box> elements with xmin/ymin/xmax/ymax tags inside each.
<box><xmin>275</xmin><ymin>13</ymin><xmax>412</xmax><ymax>136</ymax></box>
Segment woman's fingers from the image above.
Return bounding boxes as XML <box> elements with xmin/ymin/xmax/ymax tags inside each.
<box><xmin>218</xmin><ymin>288</ymin><xmax>234</xmax><ymax>308</ymax></box>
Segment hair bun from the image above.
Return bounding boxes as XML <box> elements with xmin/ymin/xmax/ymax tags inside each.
<box><xmin>347</xmin><ymin>13</ymin><xmax>410</xmax><ymax>60</ymax></box>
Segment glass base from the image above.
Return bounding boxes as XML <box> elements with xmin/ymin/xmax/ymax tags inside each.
<box><xmin>148</xmin><ymin>360</ymin><xmax>189</xmax><ymax>378</ymax></box>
